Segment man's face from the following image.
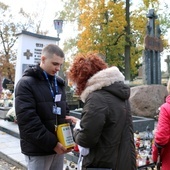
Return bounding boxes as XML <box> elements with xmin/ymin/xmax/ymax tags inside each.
<box><xmin>41</xmin><ymin>54</ymin><xmax>64</xmax><ymax>76</ymax></box>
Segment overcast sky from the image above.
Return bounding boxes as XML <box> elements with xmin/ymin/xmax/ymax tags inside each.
<box><xmin>0</xmin><ymin>0</ymin><xmax>73</xmax><ymax>45</ymax></box>
<box><xmin>9</xmin><ymin>0</ymin><xmax>62</xmax><ymax>30</ymax></box>
<box><xmin>1</xmin><ymin>0</ymin><xmax>170</xmax><ymax>40</ymax></box>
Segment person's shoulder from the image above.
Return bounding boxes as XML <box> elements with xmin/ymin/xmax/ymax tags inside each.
<box><xmin>22</xmin><ymin>65</ymin><xmax>44</xmax><ymax>80</ymax></box>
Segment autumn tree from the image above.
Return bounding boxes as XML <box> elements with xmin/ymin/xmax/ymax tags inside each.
<box><xmin>0</xmin><ymin>2</ymin><xmax>18</xmax><ymax>81</ymax></box>
<box><xmin>78</xmin><ymin>0</ymin><xmax>126</xmax><ymax>68</ymax></box>
<box><xmin>78</xmin><ymin>0</ymin><xmax>169</xmax><ymax>79</ymax></box>
<box><xmin>56</xmin><ymin>0</ymin><xmax>170</xmax><ymax>80</ymax></box>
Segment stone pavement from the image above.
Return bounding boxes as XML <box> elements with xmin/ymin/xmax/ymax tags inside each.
<box><xmin>0</xmin><ymin>119</ymin><xmax>26</xmax><ymax>170</ymax></box>
<box><xmin>0</xmin><ymin>119</ymin><xmax>78</xmax><ymax>170</ymax></box>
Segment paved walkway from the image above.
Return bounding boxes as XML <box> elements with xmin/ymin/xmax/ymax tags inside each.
<box><xmin>0</xmin><ymin>119</ymin><xmax>78</xmax><ymax>170</ymax></box>
<box><xmin>0</xmin><ymin>119</ymin><xmax>26</xmax><ymax>170</ymax></box>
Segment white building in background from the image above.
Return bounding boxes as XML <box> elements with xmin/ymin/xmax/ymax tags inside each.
<box><xmin>15</xmin><ymin>30</ymin><xmax>59</xmax><ymax>87</ymax></box>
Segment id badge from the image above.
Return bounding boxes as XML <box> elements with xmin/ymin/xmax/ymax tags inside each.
<box><xmin>55</xmin><ymin>94</ymin><xmax>61</xmax><ymax>102</ymax></box>
<box><xmin>53</xmin><ymin>105</ymin><xmax>61</xmax><ymax>115</ymax></box>
<box><xmin>56</xmin><ymin>107</ymin><xmax>61</xmax><ymax>115</ymax></box>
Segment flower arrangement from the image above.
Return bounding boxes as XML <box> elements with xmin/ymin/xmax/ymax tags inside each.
<box><xmin>0</xmin><ymin>89</ymin><xmax>13</xmax><ymax>107</ymax></box>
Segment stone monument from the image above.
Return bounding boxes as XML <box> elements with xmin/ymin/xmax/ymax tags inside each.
<box><xmin>14</xmin><ymin>30</ymin><xmax>59</xmax><ymax>86</ymax></box>
<box><xmin>4</xmin><ymin>31</ymin><xmax>59</xmax><ymax>121</ymax></box>
<box><xmin>143</xmin><ymin>9</ymin><xmax>163</xmax><ymax>85</ymax></box>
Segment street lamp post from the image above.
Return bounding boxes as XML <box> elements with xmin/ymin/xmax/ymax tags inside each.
<box><xmin>53</xmin><ymin>19</ymin><xmax>63</xmax><ymax>46</ymax></box>
<box><xmin>53</xmin><ymin>19</ymin><xmax>65</xmax><ymax>78</ymax></box>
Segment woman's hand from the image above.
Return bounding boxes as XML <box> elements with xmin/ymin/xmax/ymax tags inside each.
<box><xmin>65</xmin><ymin>116</ymin><xmax>80</xmax><ymax>124</ymax></box>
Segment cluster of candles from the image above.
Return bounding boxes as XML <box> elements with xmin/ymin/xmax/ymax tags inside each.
<box><xmin>68</xmin><ymin>125</ymin><xmax>155</xmax><ymax>169</ymax></box>
<box><xmin>134</xmin><ymin>126</ymin><xmax>154</xmax><ymax>167</ymax></box>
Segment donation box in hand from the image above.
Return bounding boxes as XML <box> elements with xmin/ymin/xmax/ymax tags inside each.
<box><xmin>55</xmin><ymin>123</ymin><xmax>75</xmax><ymax>149</ymax></box>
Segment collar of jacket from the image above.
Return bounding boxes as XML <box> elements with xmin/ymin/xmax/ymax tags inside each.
<box><xmin>80</xmin><ymin>66</ymin><xmax>125</xmax><ymax>102</ymax></box>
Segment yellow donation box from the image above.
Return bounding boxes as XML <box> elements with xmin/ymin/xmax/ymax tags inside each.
<box><xmin>55</xmin><ymin>123</ymin><xmax>75</xmax><ymax>149</ymax></box>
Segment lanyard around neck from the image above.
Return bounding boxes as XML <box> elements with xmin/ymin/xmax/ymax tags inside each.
<box><xmin>43</xmin><ymin>71</ymin><xmax>58</xmax><ymax>100</ymax></box>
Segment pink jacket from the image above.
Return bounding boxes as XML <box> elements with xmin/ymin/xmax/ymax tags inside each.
<box><xmin>152</xmin><ymin>95</ymin><xmax>170</xmax><ymax>170</ymax></box>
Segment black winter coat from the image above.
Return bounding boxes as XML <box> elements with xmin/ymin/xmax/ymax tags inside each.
<box><xmin>15</xmin><ymin>65</ymin><xmax>69</xmax><ymax>156</ymax></box>
<box><xmin>74</xmin><ymin>67</ymin><xmax>136</xmax><ymax>170</ymax></box>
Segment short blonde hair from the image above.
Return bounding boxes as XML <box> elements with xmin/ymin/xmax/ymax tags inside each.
<box><xmin>167</xmin><ymin>79</ymin><xmax>170</xmax><ymax>94</ymax></box>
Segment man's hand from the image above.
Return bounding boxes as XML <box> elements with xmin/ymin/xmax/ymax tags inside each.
<box><xmin>53</xmin><ymin>142</ymin><xmax>73</xmax><ymax>154</ymax></box>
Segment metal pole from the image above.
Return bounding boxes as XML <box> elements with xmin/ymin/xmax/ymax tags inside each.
<box><xmin>57</xmin><ymin>33</ymin><xmax>60</xmax><ymax>46</ymax></box>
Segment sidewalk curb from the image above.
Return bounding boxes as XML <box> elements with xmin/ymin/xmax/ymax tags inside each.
<box><xmin>0</xmin><ymin>151</ymin><xmax>26</xmax><ymax>170</ymax></box>
<box><xmin>0</xmin><ymin>125</ymin><xmax>19</xmax><ymax>139</ymax></box>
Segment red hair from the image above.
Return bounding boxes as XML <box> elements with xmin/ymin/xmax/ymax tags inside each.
<box><xmin>68</xmin><ymin>53</ymin><xmax>107</xmax><ymax>95</ymax></box>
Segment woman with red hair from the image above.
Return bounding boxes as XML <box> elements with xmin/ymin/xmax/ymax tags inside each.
<box><xmin>66</xmin><ymin>53</ymin><xmax>136</xmax><ymax>170</ymax></box>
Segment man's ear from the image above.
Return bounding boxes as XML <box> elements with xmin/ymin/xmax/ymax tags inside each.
<box><xmin>41</xmin><ymin>56</ymin><xmax>46</xmax><ymax>63</ymax></box>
